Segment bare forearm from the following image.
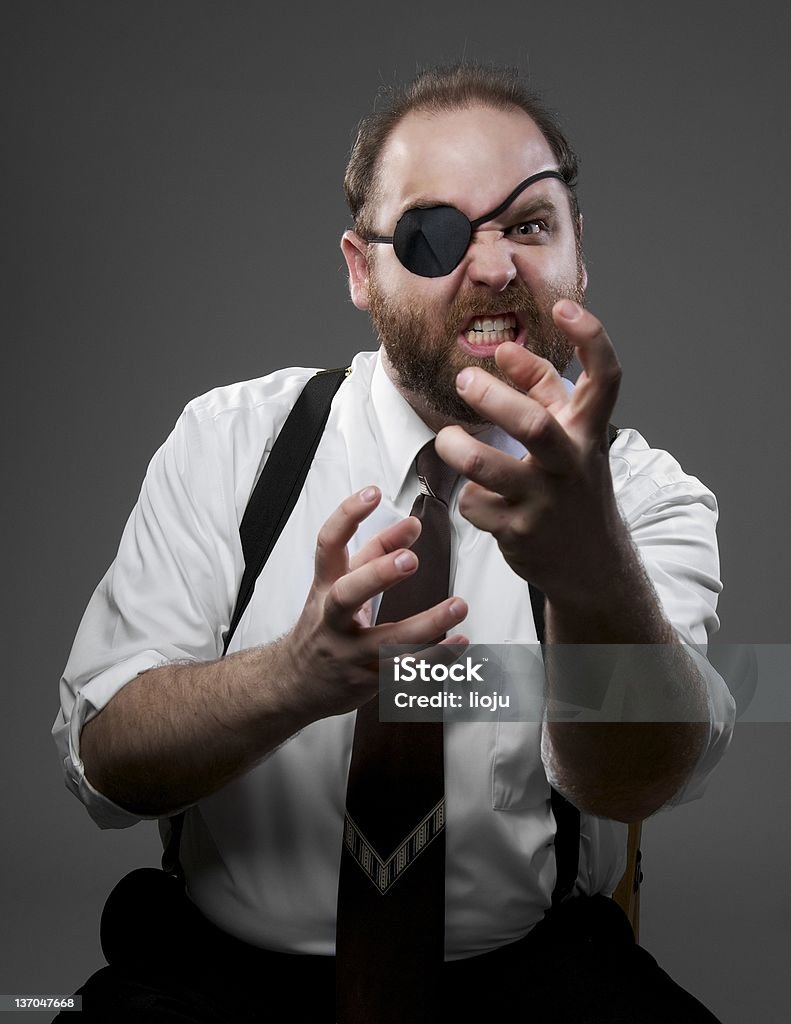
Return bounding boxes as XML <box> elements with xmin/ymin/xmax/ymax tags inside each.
<box><xmin>433</xmin><ymin>307</ymin><xmax>714</xmax><ymax>820</ymax></box>
<box><xmin>78</xmin><ymin>489</ymin><xmax>469</xmax><ymax>819</ymax></box>
<box><xmin>542</xmin><ymin>533</ymin><xmax>709</xmax><ymax>822</ymax></box>
<box><xmin>80</xmin><ymin>638</ymin><xmax>309</xmax><ymax>817</ymax></box>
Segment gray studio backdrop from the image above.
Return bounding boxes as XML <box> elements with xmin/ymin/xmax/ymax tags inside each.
<box><xmin>3</xmin><ymin>2</ymin><xmax>789</xmax><ymax>1022</ymax></box>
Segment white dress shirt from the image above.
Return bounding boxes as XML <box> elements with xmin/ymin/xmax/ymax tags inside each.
<box><xmin>53</xmin><ymin>349</ymin><xmax>735</xmax><ymax>960</ymax></box>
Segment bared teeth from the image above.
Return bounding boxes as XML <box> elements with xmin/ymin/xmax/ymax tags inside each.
<box><xmin>465</xmin><ymin>327</ymin><xmax>517</xmax><ymax>345</ymax></box>
<box><xmin>467</xmin><ymin>313</ymin><xmax>516</xmax><ymax>334</ymax></box>
<box><xmin>463</xmin><ymin>313</ymin><xmax>517</xmax><ymax>344</ymax></box>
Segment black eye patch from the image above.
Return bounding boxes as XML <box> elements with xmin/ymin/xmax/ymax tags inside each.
<box><xmin>363</xmin><ymin>169</ymin><xmax>567</xmax><ymax>278</ymax></box>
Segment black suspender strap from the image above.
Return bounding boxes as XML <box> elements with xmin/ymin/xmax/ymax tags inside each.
<box><xmin>529</xmin><ymin>581</ymin><xmax>547</xmax><ymax>647</ymax></box>
<box><xmin>528</xmin><ymin>579</ymin><xmax>580</xmax><ymax>907</ymax></box>
<box><xmin>162</xmin><ymin>366</ymin><xmax>348</xmax><ymax>876</ymax></box>
<box><xmin>222</xmin><ymin>366</ymin><xmax>349</xmax><ymax>656</ymax></box>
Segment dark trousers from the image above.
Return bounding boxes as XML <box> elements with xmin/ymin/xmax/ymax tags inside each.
<box><xmin>53</xmin><ymin>869</ymin><xmax>721</xmax><ymax>1023</ymax></box>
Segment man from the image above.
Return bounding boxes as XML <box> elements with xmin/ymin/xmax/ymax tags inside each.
<box><xmin>53</xmin><ymin>64</ymin><xmax>734</xmax><ymax>1022</ymax></box>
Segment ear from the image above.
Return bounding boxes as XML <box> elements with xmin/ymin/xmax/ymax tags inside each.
<box><xmin>341</xmin><ymin>230</ymin><xmax>371</xmax><ymax>311</ymax></box>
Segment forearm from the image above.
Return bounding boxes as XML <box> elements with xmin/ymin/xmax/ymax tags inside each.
<box><xmin>80</xmin><ymin>637</ymin><xmax>309</xmax><ymax>817</ymax></box>
<box><xmin>434</xmin><ymin>310</ymin><xmax>718</xmax><ymax>820</ymax></box>
<box><xmin>542</xmin><ymin>530</ymin><xmax>709</xmax><ymax>822</ymax></box>
<box><xmin>74</xmin><ymin>490</ymin><xmax>467</xmax><ymax>820</ymax></box>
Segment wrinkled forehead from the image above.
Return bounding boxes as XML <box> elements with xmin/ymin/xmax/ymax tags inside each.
<box><xmin>373</xmin><ymin>105</ymin><xmax>560</xmax><ymax>225</ymax></box>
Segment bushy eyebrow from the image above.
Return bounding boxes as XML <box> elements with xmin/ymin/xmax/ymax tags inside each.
<box><xmin>495</xmin><ymin>196</ymin><xmax>561</xmax><ymax>224</ymax></box>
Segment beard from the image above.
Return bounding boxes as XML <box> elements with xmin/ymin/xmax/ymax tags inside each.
<box><xmin>368</xmin><ymin>262</ymin><xmax>585</xmax><ymax>426</ymax></box>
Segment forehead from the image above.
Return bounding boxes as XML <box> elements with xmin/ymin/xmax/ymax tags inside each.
<box><xmin>375</xmin><ymin>105</ymin><xmax>559</xmax><ymax>224</ymax></box>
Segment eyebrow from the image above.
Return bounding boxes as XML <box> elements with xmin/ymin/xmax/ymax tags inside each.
<box><xmin>397</xmin><ymin>186</ymin><xmax>565</xmax><ymax>224</ymax></box>
<box><xmin>396</xmin><ymin>193</ymin><xmax>560</xmax><ymax>219</ymax></box>
<box><xmin>495</xmin><ymin>196</ymin><xmax>561</xmax><ymax>224</ymax></box>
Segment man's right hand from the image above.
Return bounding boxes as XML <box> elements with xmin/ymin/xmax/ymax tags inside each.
<box><xmin>281</xmin><ymin>485</ymin><xmax>469</xmax><ymax>721</ymax></box>
<box><xmin>80</xmin><ymin>486</ymin><xmax>467</xmax><ymax>816</ymax></box>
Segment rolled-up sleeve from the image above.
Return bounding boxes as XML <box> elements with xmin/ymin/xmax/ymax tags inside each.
<box><xmin>52</xmin><ymin>400</ymin><xmax>243</xmax><ymax>828</ymax></box>
<box><xmin>611</xmin><ymin>428</ymin><xmax>736</xmax><ymax>805</ymax></box>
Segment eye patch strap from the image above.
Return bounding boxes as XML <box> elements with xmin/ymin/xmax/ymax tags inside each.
<box><xmin>364</xmin><ymin>169</ymin><xmax>567</xmax><ymax>244</ymax></box>
<box><xmin>468</xmin><ymin>169</ymin><xmax>567</xmax><ymax>229</ymax></box>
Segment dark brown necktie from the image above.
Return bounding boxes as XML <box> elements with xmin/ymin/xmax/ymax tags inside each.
<box><xmin>336</xmin><ymin>440</ymin><xmax>457</xmax><ymax>1024</ymax></box>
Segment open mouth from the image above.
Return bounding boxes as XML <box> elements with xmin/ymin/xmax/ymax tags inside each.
<box><xmin>461</xmin><ymin>312</ymin><xmax>518</xmax><ymax>345</ymax></box>
<box><xmin>457</xmin><ymin>312</ymin><xmax>525</xmax><ymax>355</ymax></box>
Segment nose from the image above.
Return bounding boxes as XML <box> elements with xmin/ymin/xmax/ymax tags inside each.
<box><xmin>463</xmin><ymin>229</ymin><xmax>517</xmax><ymax>292</ymax></box>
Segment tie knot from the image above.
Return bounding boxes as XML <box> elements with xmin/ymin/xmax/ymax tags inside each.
<box><xmin>415</xmin><ymin>441</ymin><xmax>457</xmax><ymax>507</ymax></box>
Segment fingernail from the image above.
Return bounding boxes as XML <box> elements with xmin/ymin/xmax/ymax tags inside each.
<box><xmin>556</xmin><ymin>299</ymin><xmax>582</xmax><ymax>320</ymax></box>
<box><xmin>456</xmin><ymin>368</ymin><xmax>474</xmax><ymax>391</ymax></box>
<box><xmin>449</xmin><ymin>599</ymin><xmax>466</xmax><ymax>617</ymax></box>
<box><xmin>394</xmin><ymin>551</ymin><xmax>417</xmax><ymax>572</ymax></box>
<box><xmin>360</xmin><ymin>486</ymin><xmax>378</xmax><ymax>503</ymax></box>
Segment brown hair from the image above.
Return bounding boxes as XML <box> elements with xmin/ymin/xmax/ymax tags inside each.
<box><xmin>344</xmin><ymin>63</ymin><xmax>581</xmax><ymax>237</ymax></box>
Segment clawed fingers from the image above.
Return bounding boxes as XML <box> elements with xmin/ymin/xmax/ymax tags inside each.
<box><xmin>315</xmin><ymin>489</ymin><xmax>468</xmax><ymax>644</ymax></box>
<box><xmin>314</xmin><ymin>487</ymin><xmax>383</xmax><ymax>587</ymax></box>
<box><xmin>552</xmin><ymin>300</ymin><xmax>622</xmax><ymax>434</ymax></box>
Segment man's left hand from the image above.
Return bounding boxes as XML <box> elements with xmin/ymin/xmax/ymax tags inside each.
<box><xmin>435</xmin><ymin>299</ymin><xmax>628</xmax><ymax>606</ymax></box>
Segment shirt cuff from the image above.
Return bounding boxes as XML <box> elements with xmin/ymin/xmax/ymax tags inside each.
<box><xmin>665</xmin><ymin>645</ymin><xmax>736</xmax><ymax>807</ymax></box>
<box><xmin>52</xmin><ymin>650</ymin><xmax>196</xmax><ymax>829</ymax></box>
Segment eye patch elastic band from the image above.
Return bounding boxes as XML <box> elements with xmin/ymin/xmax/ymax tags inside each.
<box><xmin>363</xmin><ymin>169</ymin><xmax>567</xmax><ymax>278</ymax></box>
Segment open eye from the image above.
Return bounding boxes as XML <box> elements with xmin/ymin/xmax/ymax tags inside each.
<box><xmin>506</xmin><ymin>220</ymin><xmax>548</xmax><ymax>239</ymax></box>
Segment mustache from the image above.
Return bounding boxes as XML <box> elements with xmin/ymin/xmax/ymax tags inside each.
<box><xmin>447</xmin><ymin>283</ymin><xmax>543</xmax><ymax>331</ymax></box>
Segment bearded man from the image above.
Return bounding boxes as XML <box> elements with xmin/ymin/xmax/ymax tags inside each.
<box><xmin>53</xmin><ymin>63</ymin><xmax>734</xmax><ymax>1023</ymax></box>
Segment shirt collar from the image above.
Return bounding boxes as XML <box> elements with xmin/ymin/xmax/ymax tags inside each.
<box><xmin>370</xmin><ymin>351</ymin><xmax>435</xmax><ymax>503</ymax></box>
